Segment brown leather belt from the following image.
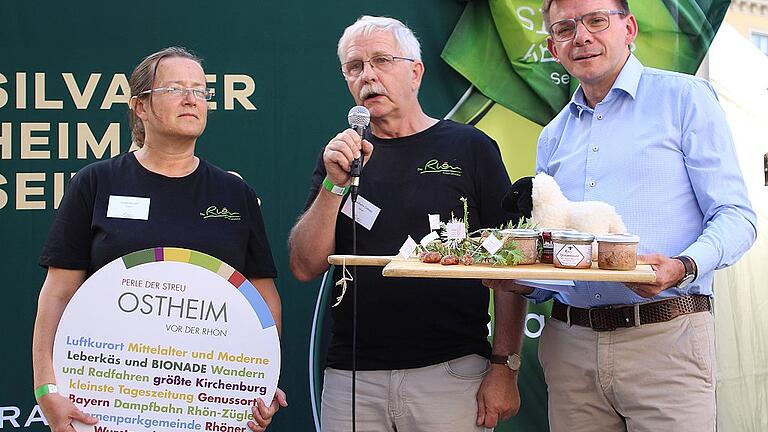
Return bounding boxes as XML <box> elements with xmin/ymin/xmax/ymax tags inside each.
<box><xmin>551</xmin><ymin>295</ymin><xmax>711</xmax><ymax>332</ymax></box>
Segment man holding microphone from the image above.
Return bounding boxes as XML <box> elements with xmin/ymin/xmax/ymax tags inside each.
<box><xmin>289</xmin><ymin>15</ymin><xmax>528</xmax><ymax>432</ymax></box>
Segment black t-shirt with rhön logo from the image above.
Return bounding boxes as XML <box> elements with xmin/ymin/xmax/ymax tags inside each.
<box><xmin>304</xmin><ymin>119</ymin><xmax>513</xmax><ymax>370</ymax></box>
<box><xmin>40</xmin><ymin>152</ymin><xmax>277</xmax><ymax>279</ymax></box>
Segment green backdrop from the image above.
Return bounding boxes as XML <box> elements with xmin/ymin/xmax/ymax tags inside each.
<box><xmin>1</xmin><ymin>0</ymin><xmax>726</xmax><ymax>430</ymax></box>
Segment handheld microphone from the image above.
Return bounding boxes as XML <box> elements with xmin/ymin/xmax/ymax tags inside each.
<box><xmin>347</xmin><ymin>106</ymin><xmax>370</xmax><ymax>202</ymax></box>
<box><xmin>346</xmin><ymin>106</ymin><xmax>370</xmax><ymax>432</ymax></box>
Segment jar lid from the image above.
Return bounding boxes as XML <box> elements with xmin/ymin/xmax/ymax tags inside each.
<box><xmin>551</xmin><ymin>231</ymin><xmax>595</xmax><ymax>242</ymax></box>
<box><xmin>595</xmin><ymin>233</ymin><xmax>640</xmax><ymax>243</ymax></box>
<box><xmin>499</xmin><ymin>228</ymin><xmax>540</xmax><ymax>238</ymax></box>
<box><xmin>538</xmin><ymin>227</ymin><xmax>575</xmax><ymax>233</ymax></box>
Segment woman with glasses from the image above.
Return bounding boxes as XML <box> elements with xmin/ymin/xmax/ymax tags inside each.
<box><xmin>31</xmin><ymin>47</ymin><xmax>285</xmax><ymax>432</ymax></box>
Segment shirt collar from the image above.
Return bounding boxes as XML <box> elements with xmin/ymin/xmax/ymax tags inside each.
<box><xmin>568</xmin><ymin>54</ymin><xmax>644</xmax><ymax>118</ymax></box>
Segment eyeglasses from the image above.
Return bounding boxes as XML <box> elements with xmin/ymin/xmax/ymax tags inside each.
<box><xmin>549</xmin><ymin>9</ymin><xmax>626</xmax><ymax>42</ymax></box>
<box><xmin>139</xmin><ymin>87</ymin><xmax>215</xmax><ymax>100</ymax></box>
<box><xmin>341</xmin><ymin>54</ymin><xmax>415</xmax><ymax>78</ymax></box>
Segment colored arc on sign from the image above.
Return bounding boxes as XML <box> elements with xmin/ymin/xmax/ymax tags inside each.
<box><xmin>121</xmin><ymin>247</ymin><xmax>275</xmax><ymax>329</ymax></box>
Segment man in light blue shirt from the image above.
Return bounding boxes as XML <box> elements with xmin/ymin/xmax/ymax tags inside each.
<box><xmin>485</xmin><ymin>0</ymin><xmax>757</xmax><ymax>430</ymax></box>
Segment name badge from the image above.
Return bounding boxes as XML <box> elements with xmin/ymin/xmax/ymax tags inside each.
<box><xmin>341</xmin><ymin>195</ymin><xmax>381</xmax><ymax>231</ymax></box>
<box><xmin>107</xmin><ymin>195</ymin><xmax>150</xmax><ymax>220</ymax></box>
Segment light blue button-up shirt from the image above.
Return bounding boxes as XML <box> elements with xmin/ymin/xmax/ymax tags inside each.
<box><xmin>529</xmin><ymin>55</ymin><xmax>756</xmax><ymax>307</ymax></box>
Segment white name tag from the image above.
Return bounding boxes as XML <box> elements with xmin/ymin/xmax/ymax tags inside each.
<box><xmin>428</xmin><ymin>214</ymin><xmax>442</xmax><ymax>231</ymax></box>
<box><xmin>446</xmin><ymin>222</ymin><xmax>466</xmax><ymax>240</ymax></box>
<box><xmin>341</xmin><ymin>195</ymin><xmax>381</xmax><ymax>231</ymax></box>
<box><xmin>420</xmin><ymin>231</ymin><xmax>440</xmax><ymax>247</ymax></box>
<box><xmin>107</xmin><ymin>195</ymin><xmax>150</xmax><ymax>220</ymax></box>
<box><xmin>481</xmin><ymin>234</ymin><xmax>503</xmax><ymax>255</ymax></box>
<box><xmin>398</xmin><ymin>236</ymin><xmax>418</xmax><ymax>259</ymax></box>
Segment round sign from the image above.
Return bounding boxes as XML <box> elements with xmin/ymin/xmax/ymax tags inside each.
<box><xmin>53</xmin><ymin>247</ymin><xmax>280</xmax><ymax>432</ymax></box>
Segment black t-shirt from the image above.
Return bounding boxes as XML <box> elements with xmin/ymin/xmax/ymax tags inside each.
<box><xmin>40</xmin><ymin>152</ymin><xmax>277</xmax><ymax>279</ymax></box>
<box><xmin>305</xmin><ymin>120</ymin><xmax>513</xmax><ymax>370</ymax></box>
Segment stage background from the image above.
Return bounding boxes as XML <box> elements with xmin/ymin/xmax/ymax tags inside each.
<box><xmin>4</xmin><ymin>1</ymin><xmax>765</xmax><ymax>431</ymax></box>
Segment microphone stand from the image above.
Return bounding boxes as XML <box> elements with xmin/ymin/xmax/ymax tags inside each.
<box><xmin>349</xmin><ymin>136</ymin><xmax>364</xmax><ymax>432</ymax></box>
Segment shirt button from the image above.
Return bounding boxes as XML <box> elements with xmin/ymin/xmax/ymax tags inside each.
<box><xmin>597</xmin><ymin>114</ymin><xmax>604</xmax><ymax>120</ymax></box>
<box><xmin>595</xmin><ymin>293</ymin><xmax>602</xmax><ymax>299</ymax></box>
<box><xmin>589</xmin><ymin>181</ymin><xmax>596</xmax><ymax>187</ymax></box>
<box><xmin>592</xmin><ymin>146</ymin><xmax>599</xmax><ymax>152</ymax></box>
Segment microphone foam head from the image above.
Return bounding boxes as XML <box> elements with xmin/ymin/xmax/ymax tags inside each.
<box><xmin>347</xmin><ymin>106</ymin><xmax>371</xmax><ymax>129</ymax></box>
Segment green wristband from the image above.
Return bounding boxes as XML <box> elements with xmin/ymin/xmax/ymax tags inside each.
<box><xmin>34</xmin><ymin>383</ymin><xmax>58</xmax><ymax>400</ymax></box>
<box><xmin>322</xmin><ymin>177</ymin><xmax>349</xmax><ymax>196</ymax></box>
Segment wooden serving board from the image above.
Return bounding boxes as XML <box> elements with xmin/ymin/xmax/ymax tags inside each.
<box><xmin>382</xmin><ymin>260</ymin><xmax>656</xmax><ymax>283</ymax></box>
<box><xmin>328</xmin><ymin>255</ymin><xmax>656</xmax><ymax>283</ymax></box>
<box><xmin>327</xmin><ymin>255</ymin><xmax>398</xmax><ymax>266</ymax></box>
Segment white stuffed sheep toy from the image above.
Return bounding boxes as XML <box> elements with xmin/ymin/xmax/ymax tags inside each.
<box><xmin>531</xmin><ymin>173</ymin><xmax>627</xmax><ymax>234</ymax></box>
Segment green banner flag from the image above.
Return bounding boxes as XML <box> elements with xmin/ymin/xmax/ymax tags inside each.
<box><xmin>442</xmin><ymin>0</ymin><xmax>730</xmax><ymax>125</ymax></box>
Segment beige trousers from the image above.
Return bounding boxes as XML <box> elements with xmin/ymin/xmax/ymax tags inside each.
<box><xmin>321</xmin><ymin>354</ymin><xmax>492</xmax><ymax>432</ymax></box>
<box><xmin>540</xmin><ymin>311</ymin><xmax>716</xmax><ymax>432</ymax></box>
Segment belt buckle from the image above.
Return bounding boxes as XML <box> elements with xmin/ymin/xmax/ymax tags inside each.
<box><xmin>588</xmin><ymin>306</ymin><xmax>615</xmax><ymax>332</ymax></box>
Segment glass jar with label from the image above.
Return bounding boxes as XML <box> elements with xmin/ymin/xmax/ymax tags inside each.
<box><xmin>552</xmin><ymin>232</ymin><xmax>595</xmax><ymax>269</ymax></box>
<box><xmin>538</xmin><ymin>228</ymin><xmax>574</xmax><ymax>264</ymax></box>
<box><xmin>499</xmin><ymin>229</ymin><xmax>540</xmax><ymax>265</ymax></box>
<box><xmin>596</xmin><ymin>234</ymin><xmax>640</xmax><ymax>270</ymax></box>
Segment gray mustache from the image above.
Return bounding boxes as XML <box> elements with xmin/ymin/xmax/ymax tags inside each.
<box><xmin>360</xmin><ymin>85</ymin><xmax>388</xmax><ymax>100</ymax></box>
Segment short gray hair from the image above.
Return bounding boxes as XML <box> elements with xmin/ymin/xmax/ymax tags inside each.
<box><xmin>337</xmin><ymin>15</ymin><xmax>422</xmax><ymax>63</ymax></box>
